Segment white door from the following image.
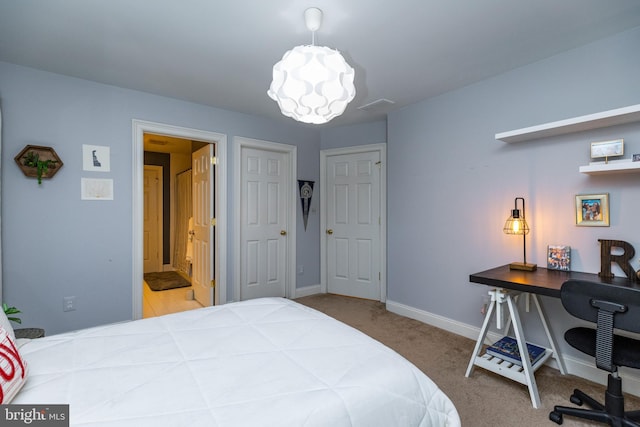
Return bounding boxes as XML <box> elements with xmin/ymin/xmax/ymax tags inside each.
<box><xmin>240</xmin><ymin>146</ymin><xmax>289</xmax><ymax>300</ymax></box>
<box><xmin>325</xmin><ymin>150</ymin><xmax>382</xmax><ymax>300</ymax></box>
<box><xmin>143</xmin><ymin>166</ymin><xmax>162</xmax><ymax>273</ymax></box>
<box><xmin>192</xmin><ymin>145</ymin><xmax>214</xmax><ymax>306</ymax></box>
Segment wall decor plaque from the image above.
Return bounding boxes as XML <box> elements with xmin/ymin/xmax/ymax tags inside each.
<box><xmin>14</xmin><ymin>145</ymin><xmax>64</xmax><ymax>184</ymax></box>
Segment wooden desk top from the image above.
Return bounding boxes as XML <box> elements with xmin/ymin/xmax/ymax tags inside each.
<box><xmin>470</xmin><ymin>265</ymin><xmax>637</xmax><ymax>298</ymax></box>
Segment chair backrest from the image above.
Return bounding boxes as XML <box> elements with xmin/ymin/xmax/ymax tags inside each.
<box><xmin>561</xmin><ymin>279</ymin><xmax>640</xmax><ymax>335</ymax></box>
<box><xmin>562</xmin><ymin>279</ymin><xmax>640</xmax><ymax>372</ymax></box>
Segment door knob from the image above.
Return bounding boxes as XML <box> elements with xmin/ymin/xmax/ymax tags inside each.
<box><xmin>326</xmin><ymin>229</ymin><xmax>333</xmax><ymax>235</ymax></box>
<box><xmin>280</xmin><ymin>230</ymin><xmax>287</xmax><ymax>236</ymax></box>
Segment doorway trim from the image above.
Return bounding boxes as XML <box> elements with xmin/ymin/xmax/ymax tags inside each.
<box><xmin>320</xmin><ymin>143</ymin><xmax>387</xmax><ymax>301</ymax></box>
<box><xmin>132</xmin><ymin>119</ymin><xmax>228</xmax><ymax>319</ymax></box>
<box><xmin>233</xmin><ymin>136</ymin><xmax>297</xmax><ymax>302</ymax></box>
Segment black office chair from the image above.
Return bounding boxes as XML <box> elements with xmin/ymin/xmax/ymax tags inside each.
<box><xmin>550</xmin><ymin>279</ymin><xmax>640</xmax><ymax>426</ymax></box>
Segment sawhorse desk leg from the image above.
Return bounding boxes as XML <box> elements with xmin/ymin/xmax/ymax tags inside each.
<box><xmin>512</xmin><ymin>293</ymin><xmax>567</xmax><ymax>375</ymax></box>
<box><xmin>465</xmin><ymin>289</ymin><xmax>565</xmax><ymax>409</ymax></box>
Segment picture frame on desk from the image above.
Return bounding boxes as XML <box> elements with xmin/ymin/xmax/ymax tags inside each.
<box><xmin>547</xmin><ymin>245</ymin><xmax>571</xmax><ymax>271</ymax></box>
<box><xmin>575</xmin><ymin>193</ymin><xmax>609</xmax><ymax>227</ymax></box>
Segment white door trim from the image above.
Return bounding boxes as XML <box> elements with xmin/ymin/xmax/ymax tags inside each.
<box><xmin>132</xmin><ymin>119</ymin><xmax>228</xmax><ymax>319</ymax></box>
<box><xmin>233</xmin><ymin>136</ymin><xmax>297</xmax><ymax>302</ymax></box>
<box><xmin>320</xmin><ymin>143</ymin><xmax>387</xmax><ymax>302</ymax></box>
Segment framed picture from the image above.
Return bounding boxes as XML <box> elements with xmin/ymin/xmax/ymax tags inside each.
<box><xmin>83</xmin><ymin>144</ymin><xmax>111</xmax><ymax>172</ymax></box>
<box><xmin>590</xmin><ymin>139</ymin><xmax>623</xmax><ymax>161</ymax></box>
<box><xmin>633</xmin><ymin>153</ymin><xmax>640</xmax><ymax>162</ymax></box>
<box><xmin>81</xmin><ymin>178</ymin><xmax>114</xmax><ymax>200</ymax></box>
<box><xmin>575</xmin><ymin>193</ymin><xmax>609</xmax><ymax>226</ymax></box>
<box><xmin>547</xmin><ymin>245</ymin><xmax>571</xmax><ymax>271</ymax></box>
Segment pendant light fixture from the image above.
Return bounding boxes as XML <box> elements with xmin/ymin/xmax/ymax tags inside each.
<box><xmin>267</xmin><ymin>7</ymin><xmax>356</xmax><ymax>124</ymax></box>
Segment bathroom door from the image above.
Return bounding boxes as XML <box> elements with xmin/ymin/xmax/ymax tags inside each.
<box><xmin>143</xmin><ymin>166</ymin><xmax>162</xmax><ymax>273</ymax></box>
<box><xmin>192</xmin><ymin>145</ymin><xmax>214</xmax><ymax>306</ymax></box>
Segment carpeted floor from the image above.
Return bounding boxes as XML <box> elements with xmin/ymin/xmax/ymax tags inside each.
<box><xmin>143</xmin><ymin>271</ymin><xmax>191</xmax><ymax>291</ymax></box>
<box><xmin>295</xmin><ymin>293</ymin><xmax>640</xmax><ymax>427</ymax></box>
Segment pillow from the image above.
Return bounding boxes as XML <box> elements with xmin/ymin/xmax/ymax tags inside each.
<box><xmin>0</xmin><ymin>326</ymin><xmax>28</xmax><ymax>403</ymax></box>
<box><xmin>0</xmin><ymin>309</ymin><xmax>15</xmax><ymax>341</ymax></box>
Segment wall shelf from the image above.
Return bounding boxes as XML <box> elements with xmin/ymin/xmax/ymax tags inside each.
<box><xmin>579</xmin><ymin>159</ymin><xmax>640</xmax><ymax>175</ymax></box>
<box><xmin>496</xmin><ymin>104</ymin><xmax>640</xmax><ymax>143</ymax></box>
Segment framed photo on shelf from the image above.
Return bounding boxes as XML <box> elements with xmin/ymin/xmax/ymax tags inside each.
<box><xmin>547</xmin><ymin>245</ymin><xmax>571</xmax><ymax>271</ymax></box>
<box><xmin>575</xmin><ymin>193</ymin><xmax>609</xmax><ymax>227</ymax></box>
<box><xmin>590</xmin><ymin>139</ymin><xmax>623</xmax><ymax>161</ymax></box>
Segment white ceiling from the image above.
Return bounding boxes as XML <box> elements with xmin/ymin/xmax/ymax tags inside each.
<box><xmin>2</xmin><ymin>0</ymin><xmax>640</xmax><ymax>127</ymax></box>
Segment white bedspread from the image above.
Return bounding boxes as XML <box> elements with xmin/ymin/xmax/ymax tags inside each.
<box><xmin>14</xmin><ymin>298</ymin><xmax>460</xmax><ymax>426</ymax></box>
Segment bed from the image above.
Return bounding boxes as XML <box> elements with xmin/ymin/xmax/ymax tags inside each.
<box><xmin>8</xmin><ymin>297</ymin><xmax>460</xmax><ymax>426</ymax></box>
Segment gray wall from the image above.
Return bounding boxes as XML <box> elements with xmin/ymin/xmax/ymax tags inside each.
<box><xmin>320</xmin><ymin>120</ymin><xmax>387</xmax><ymax>150</ymax></box>
<box><xmin>387</xmin><ymin>26</ymin><xmax>640</xmax><ymax>358</ymax></box>
<box><xmin>0</xmin><ymin>62</ymin><xmax>321</xmax><ymax>334</ymax></box>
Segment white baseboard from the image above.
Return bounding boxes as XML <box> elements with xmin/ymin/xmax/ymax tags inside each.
<box><xmin>386</xmin><ymin>299</ymin><xmax>640</xmax><ymax>397</ymax></box>
<box><xmin>294</xmin><ymin>284</ymin><xmax>321</xmax><ymax>298</ymax></box>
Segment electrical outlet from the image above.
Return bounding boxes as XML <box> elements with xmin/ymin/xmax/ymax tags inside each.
<box><xmin>481</xmin><ymin>296</ymin><xmax>490</xmax><ymax>315</ymax></box>
<box><xmin>63</xmin><ymin>296</ymin><xmax>76</xmax><ymax>312</ymax></box>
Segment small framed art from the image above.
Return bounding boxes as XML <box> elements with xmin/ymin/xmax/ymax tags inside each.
<box><xmin>547</xmin><ymin>245</ymin><xmax>571</xmax><ymax>271</ymax></box>
<box><xmin>83</xmin><ymin>144</ymin><xmax>110</xmax><ymax>172</ymax></box>
<box><xmin>575</xmin><ymin>193</ymin><xmax>609</xmax><ymax>226</ymax></box>
<box><xmin>590</xmin><ymin>139</ymin><xmax>623</xmax><ymax>162</ymax></box>
<box><xmin>81</xmin><ymin>178</ymin><xmax>114</xmax><ymax>200</ymax></box>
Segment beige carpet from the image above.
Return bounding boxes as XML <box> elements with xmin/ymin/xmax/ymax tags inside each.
<box><xmin>295</xmin><ymin>294</ymin><xmax>640</xmax><ymax>427</ymax></box>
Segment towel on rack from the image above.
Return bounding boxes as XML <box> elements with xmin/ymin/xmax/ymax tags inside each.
<box><xmin>186</xmin><ymin>217</ymin><xmax>194</xmax><ymax>263</ymax></box>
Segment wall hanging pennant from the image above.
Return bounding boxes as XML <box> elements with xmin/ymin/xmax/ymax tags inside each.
<box><xmin>298</xmin><ymin>180</ymin><xmax>314</xmax><ymax>230</ymax></box>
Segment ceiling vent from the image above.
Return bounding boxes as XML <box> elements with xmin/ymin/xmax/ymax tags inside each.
<box><xmin>357</xmin><ymin>98</ymin><xmax>396</xmax><ymax>113</ymax></box>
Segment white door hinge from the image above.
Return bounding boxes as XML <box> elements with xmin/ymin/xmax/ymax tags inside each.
<box><xmin>211</xmin><ymin>156</ymin><xmax>218</xmax><ymax>165</ymax></box>
<box><xmin>210</xmin><ymin>218</ymin><xmax>217</xmax><ymax>226</ymax></box>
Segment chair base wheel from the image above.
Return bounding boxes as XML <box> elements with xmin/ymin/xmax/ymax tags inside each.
<box><xmin>570</xmin><ymin>394</ymin><xmax>583</xmax><ymax>406</ymax></box>
<box><xmin>549</xmin><ymin>411</ymin><xmax>563</xmax><ymax>425</ymax></box>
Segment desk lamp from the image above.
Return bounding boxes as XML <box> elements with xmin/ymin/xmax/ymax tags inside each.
<box><xmin>503</xmin><ymin>197</ymin><xmax>537</xmax><ymax>271</ymax></box>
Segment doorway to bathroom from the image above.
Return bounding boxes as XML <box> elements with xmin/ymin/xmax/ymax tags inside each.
<box><xmin>132</xmin><ymin>120</ymin><xmax>228</xmax><ymax>320</ymax></box>
<box><xmin>142</xmin><ymin>134</ymin><xmax>209</xmax><ymax>317</ymax></box>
